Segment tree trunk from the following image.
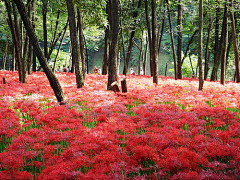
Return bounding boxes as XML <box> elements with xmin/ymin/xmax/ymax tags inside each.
<box><xmin>7</xmin><ymin>39</ymin><xmax>11</xmax><ymax>70</ymax></box>
<box><xmin>145</xmin><ymin>0</ymin><xmax>152</xmax><ymax>76</ymax></box>
<box><xmin>12</xmin><ymin>45</ymin><xmax>15</xmax><ymax>71</ymax></box>
<box><xmin>158</xmin><ymin>9</ymin><xmax>165</xmax><ymax>55</ymax></box>
<box><xmin>177</xmin><ymin>0</ymin><xmax>182</xmax><ymax>79</ymax></box>
<box><xmin>220</xmin><ymin>2</ymin><xmax>228</xmax><ymax>85</ymax></box>
<box><xmin>123</xmin><ymin>0</ymin><xmax>142</xmax><ymax>75</ymax></box>
<box><xmin>120</xmin><ymin>2</ymin><xmax>126</xmax><ymax>74</ymax></box>
<box><xmin>165</xmin><ymin>63</ymin><xmax>168</xmax><ymax>76</ymax></box>
<box><xmin>102</xmin><ymin>26</ymin><xmax>109</xmax><ymax>74</ymax></box>
<box><xmin>198</xmin><ymin>0</ymin><xmax>204</xmax><ymax>90</ymax></box>
<box><xmin>77</xmin><ymin>9</ymin><xmax>86</xmax><ymax>78</ymax></box>
<box><xmin>210</xmin><ymin>0</ymin><xmax>220</xmax><ymax>81</ymax></box>
<box><xmin>27</xmin><ymin>41</ymin><xmax>32</xmax><ymax>74</ymax></box>
<box><xmin>3</xmin><ymin>36</ymin><xmax>9</xmax><ymax>70</ymax></box>
<box><xmin>166</xmin><ymin>0</ymin><xmax>177</xmax><ymax>79</ymax></box>
<box><xmin>107</xmin><ymin>0</ymin><xmax>119</xmax><ymax>90</ymax></box>
<box><xmin>138</xmin><ymin>31</ymin><xmax>144</xmax><ymax>75</ymax></box>
<box><xmin>230</xmin><ymin>0</ymin><xmax>240</xmax><ymax>82</ymax></box>
<box><xmin>42</xmin><ymin>0</ymin><xmax>48</xmax><ymax>60</ymax></box>
<box><xmin>66</xmin><ymin>0</ymin><xmax>84</xmax><ymax>88</ymax></box>
<box><xmin>181</xmin><ymin>30</ymin><xmax>198</xmax><ymax>65</ymax></box>
<box><xmin>204</xmin><ymin>17</ymin><xmax>213</xmax><ymax>80</ymax></box>
<box><xmin>84</xmin><ymin>35</ymin><xmax>89</xmax><ymax>73</ymax></box>
<box><xmin>143</xmin><ymin>32</ymin><xmax>148</xmax><ymax>75</ymax></box>
<box><xmin>226</xmin><ymin>34</ymin><xmax>232</xmax><ymax>68</ymax></box>
<box><xmin>22</xmin><ymin>33</ymin><xmax>29</xmax><ymax>83</ymax></box>
<box><xmin>32</xmin><ymin>0</ymin><xmax>36</xmax><ymax>72</ymax></box>
<box><xmin>27</xmin><ymin>0</ymin><xmax>32</xmax><ymax>75</ymax></box>
<box><xmin>13</xmin><ymin>0</ymin><xmax>65</xmax><ymax>103</ymax></box>
<box><xmin>53</xmin><ymin>21</ymin><xmax>68</xmax><ymax>72</ymax></box>
<box><xmin>102</xmin><ymin>1</ymin><xmax>110</xmax><ymax>75</ymax></box>
<box><xmin>151</xmin><ymin>0</ymin><xmax>158</xmax><ymax>84</ymax></box>
<box><xmin>11</xmin><ymin>2</ymin><xmax>23</xmax><ymax>82</ymax></box>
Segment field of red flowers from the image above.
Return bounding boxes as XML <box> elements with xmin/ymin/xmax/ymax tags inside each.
<box><xmin>0</xmin><ymin>70</ymin><xmax>240</xmax><ymax>179</ymax></box>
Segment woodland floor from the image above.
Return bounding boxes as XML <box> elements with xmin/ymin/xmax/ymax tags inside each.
<box><xmin>0</xmin><ymin>71</ymin><xmax>240</xmax><ymax>179</ymax></box>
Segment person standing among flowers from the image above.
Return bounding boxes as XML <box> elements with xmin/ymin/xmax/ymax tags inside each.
<box><xmin>94</xmin><ymin>66</ymin><xmax>98</xmax><ymax>74</ymax></box>
<box><xmin>98</xmin><ymin>66</ymin><xmax>101</xmax><ymax>74</ymax></box>
<box><xmin>140</xmin><ymin>67</ymin><xmax>144</xmax><ymax>75</ymax></box>
<box><xmin>130</xmin><ymin>68</ymin><xmax>135</xmax><ymax>75</ymax></box>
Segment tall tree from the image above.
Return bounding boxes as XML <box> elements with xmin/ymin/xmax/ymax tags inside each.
<box><xmin>102</xmin><ymin>1</ymin><xmax>110</xmax><ymax>75</ymax></box>
<box><xmin>5</xmin><ymin>1</ymin><xmax>23</xmax><ymax>82</ymax></box>
<box><xmin>198</xmin><ymin>0</ymin><xmax>204</xmax><ymax>90</ymax></box>
<box><xmin>32</xmin><ymin>0</ymin><xmax>36</xmax><ymax>72</ymax></box>
<box><xmin>13</xmin><ymin>0</ymin><xmax>65</xmax><ymax>103</ymax></box>
<box><xmin>204</xmin><ymin>17</ymin><xmax>213</xmax><ymax>80</ymax></box>
<box><xmin>177</xmin><ymin>0</ymin><xmax>182</xmax><ymax>79</ymax></box>
<box><xmin>145</xmin><ymin>0</ymin><xmax>152</xmax><ymax>76</ymax></box>
<box><xmin>77</xmin><ymin>8</ymin><xmax>86</xmax><ymax>77</ymax></box>
<box><xmin>210</xmin><ymin>0</ymin><xmax>220</xmax><ymax>81</ymax></box>
<box><xmin>42</xmin><ymin>0</ymin><xmax>48</xmax><ymax>60</ymax></box>
<box><xmin>107</xmin><ymin>0</ymin><xmax>119</xmax><ymax>90</ymax></box>
<box><xmin>123</xmin><ymin>0</ymin><xmax>142</xmax><ymax>75</ymax></box>
<box><xmin>166</xmin><ymin>0</ymin><xmax>177</xmax><ymax>79</ymax></box>
<box><xmin>220</xmin><ymin>1</ymin><xmax>228</xmax><ymax>85</ymax></box>
<box><xmin>230</xmin><ymin>0</ymin><xmax>240</xmax><ymax>82</ymax></box>
<box><xmin>66</xmin><ymin>0</ymin><xmax>84</xmax><ymax>88</ymax></box>
<box><xmin>151</xmin><ymin>0</ymin><xmax>158</xmax><ymax>84</ymax></box>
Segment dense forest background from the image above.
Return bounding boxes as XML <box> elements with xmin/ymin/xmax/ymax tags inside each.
<box><xmin>0</xmin><ymin>0</ymin><xmax>239</xmax><ymax>81</ymax></box>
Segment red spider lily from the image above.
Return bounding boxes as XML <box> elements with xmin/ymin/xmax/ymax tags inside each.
<box><xmin>0</xmin><ymin>70</ymin><xmax>240</xmax><ymax>179</ymax></box>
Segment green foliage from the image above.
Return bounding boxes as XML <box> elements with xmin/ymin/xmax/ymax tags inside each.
<box><xmin>182</xmin><ymin>54</ymin><xmax>198</xmax><ymax>78</ymax></box>
<box><xmin>82</xmin><ymin>121</ymin><xmax>98</xmax><ymax>128</ymax></box>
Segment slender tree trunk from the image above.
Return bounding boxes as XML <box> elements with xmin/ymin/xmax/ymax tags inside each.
<box><xmin>198</xmin><ymin>0</ymin><xmax>204</xmax><ymax>90</ymax></box>
<box><xmin>12</xmin><ymin>2</ymin><xmax>23</xmax><ymax>82</ymax></box>
<box><xmin>226</xmin><ymin>34</ymin><xmax>232</xmax><ymax>68</ymax></box>
<box><xmin>145</xmin><ymin>0</ymin><xmax>152</xmax><ymax>76</ymax></box>
<box><xmin>46</xmin><ymin>23</ymin><xmax>68</xmax><ymax>62</ymax></box>
<box><xmin>31</xmin><ymin>0</ymin><xmax>36</xmax><ymax>72</ymax></box>
<box><xmin>230</xmin><ymin>0</ymin><xmax>240</xmax><ymax>82</ymax></box>
<box><xmin>102</xmin><ymin>1</ymin><xmax>110</xmax><ymax>75</ymax></box>
<box><xmin>102</xmin><ymin>26</ymin><xmax>110</xmax><ymax>75</ymax></box>
<box><xmin>158</xmin><ymin>10</ymin><xmax>165</xmax><ymax>55</ymax></box>
<box><xmin>120</xmin><ymin>1</ymin><xmax>126</xmax><ymax>71</ymax></box>
<box><xmin>13</xmin><ymin>0</ymin><xmax>65</xmax><ymax>103</ymax></box>
<box><xmin>27</xmin><ymin>0</ymin><xmax>32</xmax><ymax>74</ymax></box>
<box><xmin>22</xmin><ymin>33</ymin><xmax>29</xmax><ymax>83</ymax></box>
<box><xmin>27</xmin><ymin>41</ymin><xmax>32</xmax><ymax>74</ymax></box>
<box><xmin>8</xmin><ymin>40</ymin><xmax>11</xmax><ymax>70</ymax></box>
<box><xmin>177</xmin><ymin>0</ymin><xmax>182</xmax><ymax>79</ymax></box>
<box><xmin>189</xmin><ymin>54</ymin><xmax>194</xmax><ymax>73</ymax></box>
<box><xmin>181</xmin><ymin>30</ymin><xmax>198</xmax><ymax>65</ymax></box>
<box><xmin>12</xmin><ymin>45</ymin><xmax>15</xmax><ymax>71</ymax></box>
<box><xmin>66</xmin><ymin>0</ymin><xmax>84</xmax><ymax>88</ymax></box>
<box><xmin>220</xmin><ymin>1</ymin><xmax>228</xmax><ymax>85</ymax></box>
<box><xmin>211</xmin><ymin>0</ymin><xmax>220</xmax><ymax>81</ymax></box>
<box><xmin>3</xmin><ymin>36</ymin><xmax>9</xmax><ymax>70</ymax></box>
<box><xmin>51</xmin><ymin>9</ymin><xmax>60</xmax><ymax>47</ymax></box>
<box><xmin>53</xmin><ymin>21</ymin><xmax>68</xmax><ymax>72</ymax></box>
<box><xmin>107</xmin><ymin>0</ymin><xmax>119</xmax><ymax>90</ymax></box>
<box><xmin>143</xmin><ymin>32</ymin><xmax>148</xmax><ymax>75</ymax></box>
<box><xmin>102</xmin><ymin>2</ymin><xmax>110</xmax><ymax>75</ymax></box>
<box><xmin>204</xmin><ymin>17</ymin><xmax>213</xmax><ymax>80</ymax></box>
<box><xmin>83</xmin><ymin>35</ymin><xmax>89</xmax><ymax>74</ymax></box>
<box><xmin>123</xmin><ymin>0</ymin><xmax>142</xmax><ymax>75</ymax></box>
<box><xmin>120</xmin><ymin>0</ymin><xmax>125</xmax><ymax>74</ymax></box>
<box><xmin>152</xmin><ymin>0</ymin><xmax>158</xmax><ymax>84</ymax></box>
<box><xmin>138</xmin><ymin>31</ymin><xmax>144</xmax><ymax>75</ymax></box>
<box><xmin>166</xmin><ymin>0</ymin><xmax>177</xmax><ymax>79</ymax></box>
<box><xmin>42</xmin><ymin>0</ymin><xmax>48</xmax><ymax>60</ymax></box>
<box><xmin>77</xmin><ymin>9</ymin><xmax>86</xmax><ymax>78</ymax></box>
